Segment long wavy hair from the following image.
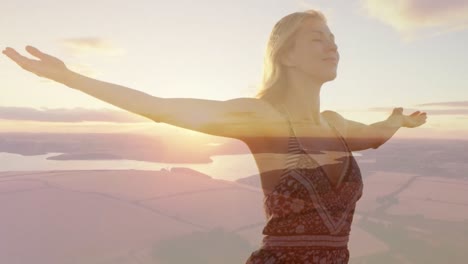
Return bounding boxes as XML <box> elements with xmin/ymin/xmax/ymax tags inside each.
<box><xmin>254</xmin><ymin>10</ymin><xmax>327</xmax><ymax>108</ymax></box>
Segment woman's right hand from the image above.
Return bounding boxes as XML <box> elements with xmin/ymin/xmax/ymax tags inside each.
<box><xmin>2</xmin><ymin>45</ymin><xmax>71</xmax><ymax>84</ymax></box>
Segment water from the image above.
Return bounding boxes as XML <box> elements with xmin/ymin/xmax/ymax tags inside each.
<box><xmin>0</xmin><ymin>152</ymin><xmax>260</xmax><ymax>181</ymax></box>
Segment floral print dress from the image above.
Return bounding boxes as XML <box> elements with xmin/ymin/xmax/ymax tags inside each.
<box><xmin>245</xmin><ymin>106</ymin><xmax>363</xmax><ymax>264</ymax></box>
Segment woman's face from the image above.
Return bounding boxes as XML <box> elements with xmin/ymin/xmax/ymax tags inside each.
<box><xmin>283</xmin><ymin>18</ymin><xmax>339</xmax><ymax>82</ymax></box>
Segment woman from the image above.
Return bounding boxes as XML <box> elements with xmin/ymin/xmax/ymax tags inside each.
<box><xmin>3</xmin><ymin>9</ymin><xmax>426</xmax><ymax>264</ymax></box>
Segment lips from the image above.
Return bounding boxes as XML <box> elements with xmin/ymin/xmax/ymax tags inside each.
<box><xmin>323</xmin><ymin>57</ymin><xmax>338</xmax><ymax>62</ymax></box>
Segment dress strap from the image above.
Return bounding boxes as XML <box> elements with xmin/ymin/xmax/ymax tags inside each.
<box><xmin>279</xmin><ymin>103</ymin><xmax>303</xmax><ymax>142</ymax></box>
<box><xmin>280</xmin><ymin>103</ymin><xmax>352</xmax><ymax>155</ymax></box>
<box><xmin>278</xmin><ymin>103</ymin><xmax>296</xmax><ymax>138</ymax></box>
<box><xmin>279</xmin><ymin>103</ymin><xmax>317</xmax><ymax>152</ymax></box>
<box><xmin>324</xmin><ymin>118</ymin><xmax>352</xmax><ymax>155</ymax></box>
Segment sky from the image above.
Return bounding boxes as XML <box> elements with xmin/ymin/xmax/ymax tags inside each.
<box><xmin>1</xmin><ymin>0</ymin><xmax>468</xmax><ymax>140</ymax></box>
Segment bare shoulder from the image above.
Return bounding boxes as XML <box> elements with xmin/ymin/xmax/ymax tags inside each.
<box><xmin>222</xmin><ymin>97</ymin><xmax>287</xmax><ymax>137</ymax></box>
<box><xmin>238</xmin><ymin>98</ymin><xmax>287</xmax><ymax>136</ymax></box>
<box><xmin>226</xmin><ymin>97</ymin><xmax>272</xmax><ymax>112</ymax></box>
<box><xmin>224</xmin><ymin>97</ymin><xmax>284</xmax><ymax>121</ymax></box>
<box><xmin>224</xmin><ymin>98</ymin><xmax>290</xmax><ymax>140</ymax></box>
<box><xmin>321</xmin><ymin>110</ymin><xmax>347</xmax><ymax>137</ymax></box>
<box><xmin>150</xmin><ymin>96</ymin><xmax>285</xmax><ymax>140</ymax></box>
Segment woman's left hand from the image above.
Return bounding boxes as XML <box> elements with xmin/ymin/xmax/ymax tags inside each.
<box><xmin>389</xmin><ymin>107</ymin><xmax>427</xmax><ymax>128</ymax></box>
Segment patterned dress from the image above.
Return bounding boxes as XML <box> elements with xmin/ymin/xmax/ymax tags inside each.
<box><xmin>245</xmin><ymin>106</ymin><xmax>364</xmax><ymax>264</ymax></box>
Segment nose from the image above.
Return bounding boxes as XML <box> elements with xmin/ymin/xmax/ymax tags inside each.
<box><xmin>327</xmin><ymin>40</ymin><xmax>338</xmax><ymax>51</ymax></box>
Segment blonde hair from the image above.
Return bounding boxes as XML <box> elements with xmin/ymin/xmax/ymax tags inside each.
<box><xmin>254</xmin><ymin>10</ymin><xmax>327</xmax><ymax>108</ymax></box>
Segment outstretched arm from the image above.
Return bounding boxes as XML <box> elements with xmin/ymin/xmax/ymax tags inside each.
<box><xmin>2</xmin><ymin>46</ymin><xmax>273</xmax><ymax>140</ymax></box>
<box><xmin>2</xmin><ymin>46</ymin><xmax>171</xmax><ymax>122</ymax></box>
<box><xmin>62</xmin><ymin>70</ymin><xmax>166</xmax><ymax>122</ymax></box>
<box><xmin>327</xmin><ymin>108</ymin><xmax>427</xmax><ymax>151</ymax></box>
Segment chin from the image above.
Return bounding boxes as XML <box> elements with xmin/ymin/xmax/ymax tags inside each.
<box><xmin>320</xmin><ymin>72</ymin><xmax>337</xmax><ymax>83</ymax></box>
<box><xmin>308</xmin><ymin>69</ymin><xmax>337</xmax><ymax>83</ymax></box>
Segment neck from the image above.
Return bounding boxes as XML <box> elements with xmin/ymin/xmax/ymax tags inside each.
<box><xmin>281</xmin><ymin>69</ymin><xmax>323</xmax><ymax>126</ymax></box>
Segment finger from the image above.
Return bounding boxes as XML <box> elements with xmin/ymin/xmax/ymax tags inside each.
<box><xmin>2</xmin><ymin>47</ymin><xmax>19</xmax><ymax>58</ymax></box>
<box><xmin>410</xmin><ymin>111</ymin><xmax>420</xmax><ymax>116</ymax></box>
<box><xmin>25</xmin><ymin>45</ymin><xmax>55</xmax><ymax>61</ymax></box>
<box><xmin>2</xmin><ymin>47</ymin><xmax>33</xmax><ymax>68</ymax></box>
<box><xmin>392</xmin><ymin>107</ymin><xmax>403</xmax><ymax>115</ymax></box>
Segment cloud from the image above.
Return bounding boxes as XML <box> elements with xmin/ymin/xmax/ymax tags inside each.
<box><xmin>360</xmin><ymin>0</ymin><xmax>468</xmax><ymax>37</ymax></box>
<box><xmin>368</xmin><ymin>102</ymin><xmax>468</xmax><ymax>115</ymax></box>
<box><xmin>415</xmin><ymin>101</ymin><xmax>468</xmax><ymax>107</ymax></box>
<box><xmin>0</xmin><ymin>106</ymin><xmax>150</xmax><ymax>123</ymax></box>
<box><xmin>59</xmin><ymin>37</ymin><xmax>125</xmax><ymax>56</ymax></box>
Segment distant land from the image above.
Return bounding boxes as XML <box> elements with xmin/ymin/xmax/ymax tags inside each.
<box><xmin>0</xmin><ymin>132</ymin><xmax>250</xmax><ymax>163</ymax></box>
<box><xmin>0</xmin><ymin>132</ymin><xmax>466</xmax><ymax>167</ymax></box>
<box><xmin>1</xmin><ymin>132</ymin><xmax>467</xmax><ymax>263</ymax></box>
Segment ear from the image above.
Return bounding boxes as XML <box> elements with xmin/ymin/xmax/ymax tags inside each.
<box><xmin>279</xmin><ymin>38</ymin><xmax>298</xmax><ymax>68</ymax></box>
<box><xmin>279</xmin><ymin>48</ymin><xmax>296</xmax><ymax>67</ymax></box>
